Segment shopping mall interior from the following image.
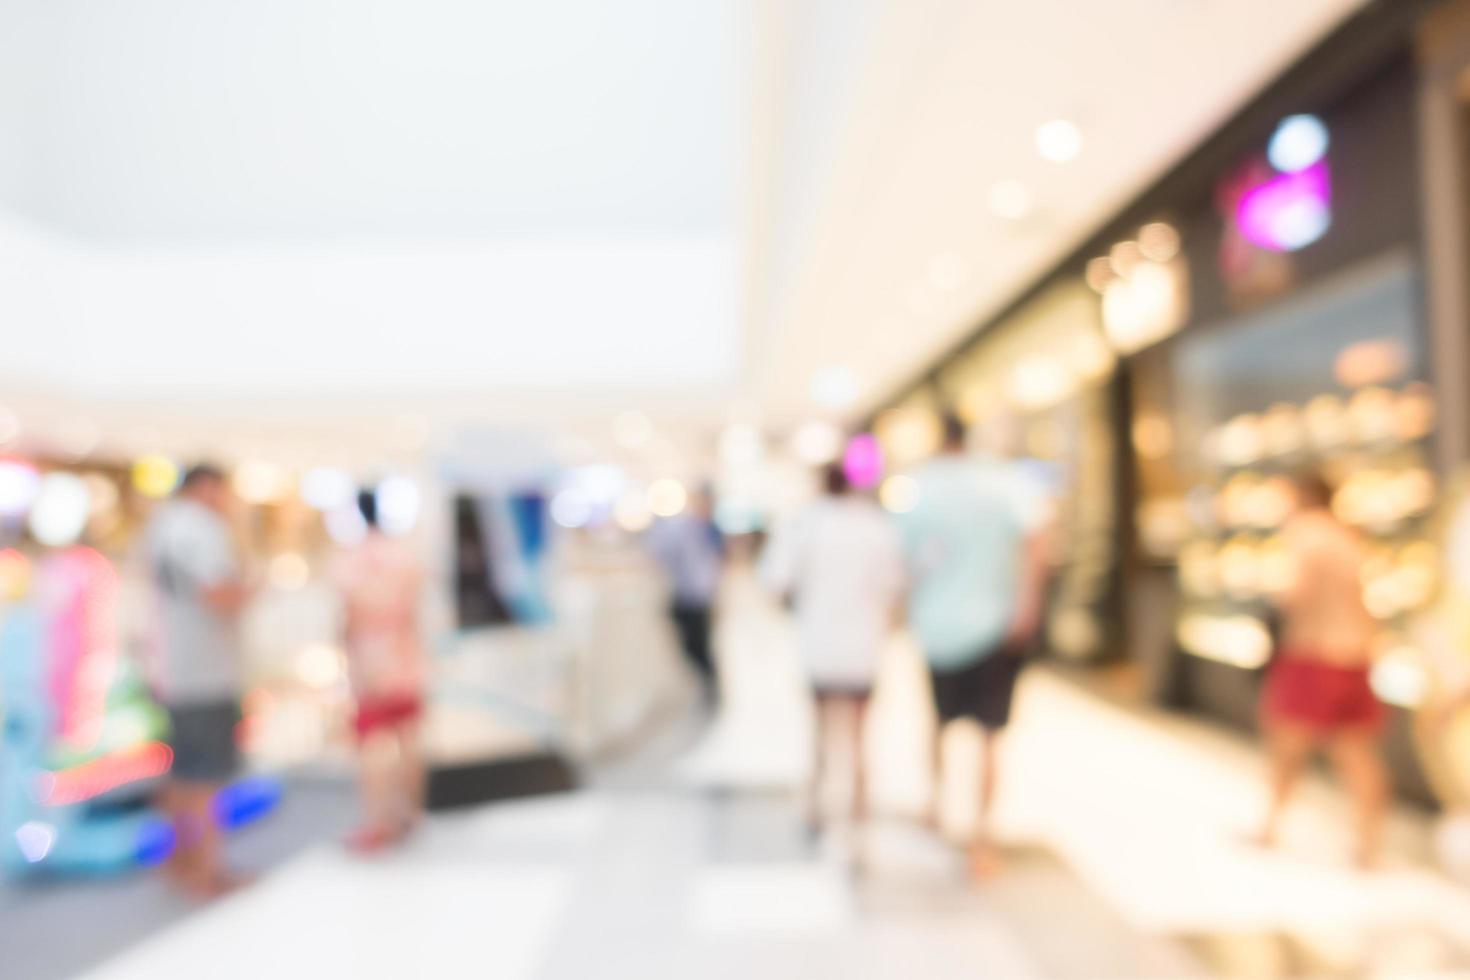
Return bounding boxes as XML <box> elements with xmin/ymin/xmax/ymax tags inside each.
<box><xmin>10</xmin><ymin>0</ymin><xmax>1470</xmax><ymax>977</ymax></box>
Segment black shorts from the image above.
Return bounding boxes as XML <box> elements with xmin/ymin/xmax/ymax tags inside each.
<box><xmin>811</xmin><ymin>684</ymin><xmax>872</xmax><ymax>701</ymax></box>
<box><xmin>930</xmin><ymin>651</ymin><xmax>1023</xmax><ymax>731</ymax></box>
<box><xmin>166</xmin><ymin>701</ymin><xmax>241</xmax><ymax>784</ymax></box>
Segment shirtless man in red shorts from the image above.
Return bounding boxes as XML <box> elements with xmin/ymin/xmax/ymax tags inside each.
<box><xmin>1257</xmin><ymin>471</ymin><xmax>1388</xmax><ymax>868</ymax></box>
<box><xmin>331</xmin><ymin>488</ymin><xmax>427</xmax><ymax>853</ymax></box>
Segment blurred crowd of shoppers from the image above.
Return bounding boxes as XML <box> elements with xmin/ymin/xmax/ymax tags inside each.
<box><xmin>656</xmin><ymin>414</ymin><xmax>1388</xmax><ymax>879</ymax></box>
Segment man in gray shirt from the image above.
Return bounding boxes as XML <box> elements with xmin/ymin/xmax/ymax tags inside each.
<box><xmin>146</xmin><ymin>464</ymin><xmax>249</xmax><ymax>898</ymax></box>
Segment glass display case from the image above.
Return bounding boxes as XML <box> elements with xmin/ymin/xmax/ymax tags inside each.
<box><xmin>1143</xmin><ymin>250</ymin><xmax>1440</xmax><ymax>800</ymax></box>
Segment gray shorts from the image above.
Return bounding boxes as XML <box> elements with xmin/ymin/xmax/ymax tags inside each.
<box><xmin>166</xmin><ymin>701</ymin><xmax>241</xmax><ymax>784</ymax></box>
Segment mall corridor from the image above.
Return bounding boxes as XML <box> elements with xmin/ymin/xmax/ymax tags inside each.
<box><xmin>11</xmin><ymin>1</ymin><xmax>1470</xmax><ymax>978</ymax></box>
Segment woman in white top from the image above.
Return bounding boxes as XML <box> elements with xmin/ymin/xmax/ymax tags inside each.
<box><xmin>761</xmin><ymin>464</ymin><xmax>905</xmax><ymax>839</ymax></box>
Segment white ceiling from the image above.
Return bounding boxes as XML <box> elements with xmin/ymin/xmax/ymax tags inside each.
<box><xmin>0</xmin><ymin>0</ymin><xmax>738</xmax><ymax>239</ymax></box>
<box><xmin>0</xmin><ymin>0</ymin><xmax>745</xmax><ymax>456</ymax></box>
<box><xmin>746</xmin><ymin>0</ymin><xmax>1370</xmax><ymax>425</ymax></box>
<box><xmin>0</xmin><ymin>0</ymin><xmax>1372</xmax><ymax>462</ymax></box>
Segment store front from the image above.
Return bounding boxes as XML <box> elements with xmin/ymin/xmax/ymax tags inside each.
<box><xmin>1120</xmin><ymin>51</ymin><xmax>1442</xmax><ymax>801</ymax></box>
<box><xmin>867</xmin><ymin>7</ymin><xmax>1465</xmax><ymax>805</ymax></box>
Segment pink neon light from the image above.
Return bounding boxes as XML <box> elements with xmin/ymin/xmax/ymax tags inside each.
<box><xmin>44</xmin><ymin>547</ymin><xmax>121</xmax><ymax>751</ymax></box>
<box><xmin>843</xmin><ymin>434</ymin><xmax>884</xmax><ymax>490</ymax></box>
<box><xmin>37</xmin><ymin>741</ymin><xmax>174</xmax><ymax>807</ymax></box>
<box><xmin>1235</xmin><ymin>160</ymin><xmax>1331</xmax><ymax>252</ymax></box>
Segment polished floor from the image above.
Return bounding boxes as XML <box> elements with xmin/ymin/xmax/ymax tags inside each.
<box><xmin>10</xmin><ymin>571</ymin><xmax>1470</xmax><ymax>979</ymax></box>
<box><xmin>11</xmin><ymin>666</ymin><xmax>1466</xmax><ymax>980</ymax></box>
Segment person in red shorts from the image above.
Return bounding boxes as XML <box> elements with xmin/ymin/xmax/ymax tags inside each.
<box><xmin>1256</xmin><ymin>471</ymin><xmax>1388</xmax><ymax>868</ymax></box>
<box><xmin>330</xmin><ymin>488</ymin><xmax>427</xmax><ymax>853</ymax></box>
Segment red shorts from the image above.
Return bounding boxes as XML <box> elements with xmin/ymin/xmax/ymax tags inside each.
<box><xmin>353</xmin><ymin>692</ymin><xmax>423</xmax><ymax>742</ymax></box>
<box><xmin>1261</xmin><ymin>654</ymin><xmax>1384</xmax><ymax>734</ymax></box>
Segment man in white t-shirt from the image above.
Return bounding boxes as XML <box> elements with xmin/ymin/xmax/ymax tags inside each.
<box><xmin>146</xmin><ymin>464</ymin><xmax>250</xmax><ymax>898</ymax></box>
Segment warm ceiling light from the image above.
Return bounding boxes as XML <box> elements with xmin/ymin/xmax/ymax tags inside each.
<box><xmin>647</xmin><ymin>478</ymin><xmax>688</xmax><ymax>518</ymax></box>
<box><xmin>1137</xmin><ymin>222</ymin><xmax>1181</xmax><ymax>263</ymax></box>
<box><xmin>1084</xmin><ymin>256</ymin><xmax>1114</xmax><ymax>293</ymax></box>
<box><xmin>1035</xmin><ymin>119</ymin><xmax>1083</xmax><ymax>163</ymax></box>
<box><xmin>232</xmin><ymin>460</ymin><xmax>291</xmax><ymax>505</ymax></box>
<box><xmin>1108</xmin><ymin>240</ymin><xmax>1143</xmax><ymax>278</ymax></box>
<box><xmin>988</xmin><ymin>180</ymin><xmax>1033</xmax><ymax>221</ymax></box>
<box><xmin>879</xmin><ymin>475</ymin><xmax>921</xmax><ymax>514</ymax></box>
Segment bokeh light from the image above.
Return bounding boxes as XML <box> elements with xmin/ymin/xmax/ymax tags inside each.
<box><xmin>0</xmin><ymin>458</ymin><xmax>41</xmax><ymax>517</ymax></box>
<box><xmin>29</xmin><ymin>472</ymin><xmax>91</xmax><ymax>546</ymax></box>
<box><xmin>879</xmin><ymin>475</ymin><xmax>920</xmax><ymax>514</ymax></box>
<box><xmin>842</xmin><ymin>434</ymin><xmax>883</xmax><ymax>490</ymax></box>
<box><xmin>550</xmin><ymin>489</ymin><xmax>593</xmax><ymax>529</ymax></box>
<box><xmin>376</xmin><ymin>475</ymin><xmax>421</xmax><ymax>535</ymax></box>
<box><xmin>301</xmin><ymin>467</ymin><xmax>354</xmax><ymax>511</ymax></box>
<box><xmin>1267</xmin><ymin>114</ymin><xmax>1329</xmax><ymax>173</ymax></box>
<box><xmin>1035</xmin><ymin>118</ymin><xmax>1083</xmax><ymax>163</ymax></box>
<box><xmin>232</xmin><ymin>460</ymin><xmax>291</xmax><ymax>505</ymax></box>
<box><xmin>131</xmin><ymin>455</ymin><xmax>180</xmax><ymax>499</ymax></box>
<box><xmin>647</xmin><ymin>478</ymin><xmax>688</xmax><ymax>518</ymax></box>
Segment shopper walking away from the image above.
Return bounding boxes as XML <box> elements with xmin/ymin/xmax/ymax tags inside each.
<box><xmin>648</xmin><ymin>487</ymin><xmax>725</xmax><ymax>702</ymax></box>
<box><xmin>761</xmin><ymin>463</ymin><xmax>905</xmax><ymax>850</ymax></box>
<box><xmin>1257</xmin><ymin>471</ymin><xmax>1388</xmax><ymax>868</ymax></box>
<box><xmin>146</xmin><ymin>464</ymin><xmax>251</xmax><ymax>898</ymax></box>
<box><xmin>899</xmin><ymin>415</ymin><xmax>1048</xmax><ymax>879</ymax></box>
<box><xmin>331</xmin><ymin>488</ymin><xmax>427</xmax><ymax>854</ymax></box>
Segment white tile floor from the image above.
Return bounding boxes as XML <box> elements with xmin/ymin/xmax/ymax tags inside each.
<box><xmin>53</xmin><ymin>577</ymin><xmax>1470</xmax><ymax>979</ymax></box>
<box><xmin>67</xmin><ymin>663</ymin><xmax>1470</xmax><ymax>980</ymax></box>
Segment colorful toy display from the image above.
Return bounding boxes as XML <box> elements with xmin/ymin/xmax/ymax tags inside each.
<box><xmin>0</xmin><ymin>546</ymin><xmax>279</xmax><ymax>879</ymax></box>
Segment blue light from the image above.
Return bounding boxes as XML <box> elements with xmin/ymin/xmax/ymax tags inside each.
<box><xmin>134</xmin><ymin>818</ymin><xmax>176</xmax><ymax>867</ymax></box>
<box><xmin>1267</xmin><ymin>114</ymin><xmax>1329</xmax><ymax>173</ymax></box>
<box><xmin>213</xmin><ymin>776</ymin><xmax>283</xmax><ymax>831</ymax></box>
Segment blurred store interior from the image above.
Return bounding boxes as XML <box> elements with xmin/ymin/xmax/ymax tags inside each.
<box><xmin>11</xmin><ymin>0</ymin><xmax>1470</xmax><ymax>977</ymax></box>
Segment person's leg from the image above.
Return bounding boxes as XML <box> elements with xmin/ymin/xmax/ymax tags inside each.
<box><xmin>926</xmin><ymin>719</ymin><xmax>947</xmax><ymax>832</ymax></box>
<box><xmin>808</xmin><ymin>694</ymin><xmax>838</xmax><ymax>835</ymax></box>
<box><xmin>969</xmin><ymin>728</ymin><xmax>1003</xmax><ymax>877</ymax></box>
<box><xmin>671</xmin><ymin>605</ymin><xmax>714</xmax><ymax>691</ymax></box>
<box><xmin>185</xmin><ymin>782</ymin><xmax>228</xmax><ymax>893</ymax></box>
<box><xmin>159</xmin><ymin>781</ymin><xmax>201</xmax><ymax>886</ymax></box>
<box><xmin>163</xmin><ymin>780</ymin><xmax>227</xmax><ymax>895</ymax></box>
<box><xmin>968</xmin><ymin>650</ymin><xmax>1027</xmax><ymax>878</ymax></box>
<box><xmin>394</xmin><ymin>718</ymin><xmax>425</xmax><ymax>834</ymax></box>
<box><xmin>1257</xmin><ymin>723</ymin><xmax>1317</xmax><ymax>848</ymax></box>
<box><xmin>350</xmin><ymin>727</ymin><xmax>401</xmax><ymax>848</ymax></box>
<box><xmin>926</xmin><ymin>666</ymin><xmax>952</xmax><ymax>833</ymax></box>
<box><xmin>1328</xmin><ymin>728</ymin><xmax>1389</xmax><ymax>869</ymax></box>
<box><xmin>848</xmin><ymin>695</ymin><xmax>870</xmax><ymax>826</ymax></box>
<box><xmin>689</xmin><ymin>605</ymin><xmax>716</xmax><ymax>692</ymax></box>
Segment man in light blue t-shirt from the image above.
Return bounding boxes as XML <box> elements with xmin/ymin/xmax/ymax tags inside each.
<box><xmin>899</xmin><ymin>413</ymin><xmax>1048</xmax><ymax>877</ymax></box>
